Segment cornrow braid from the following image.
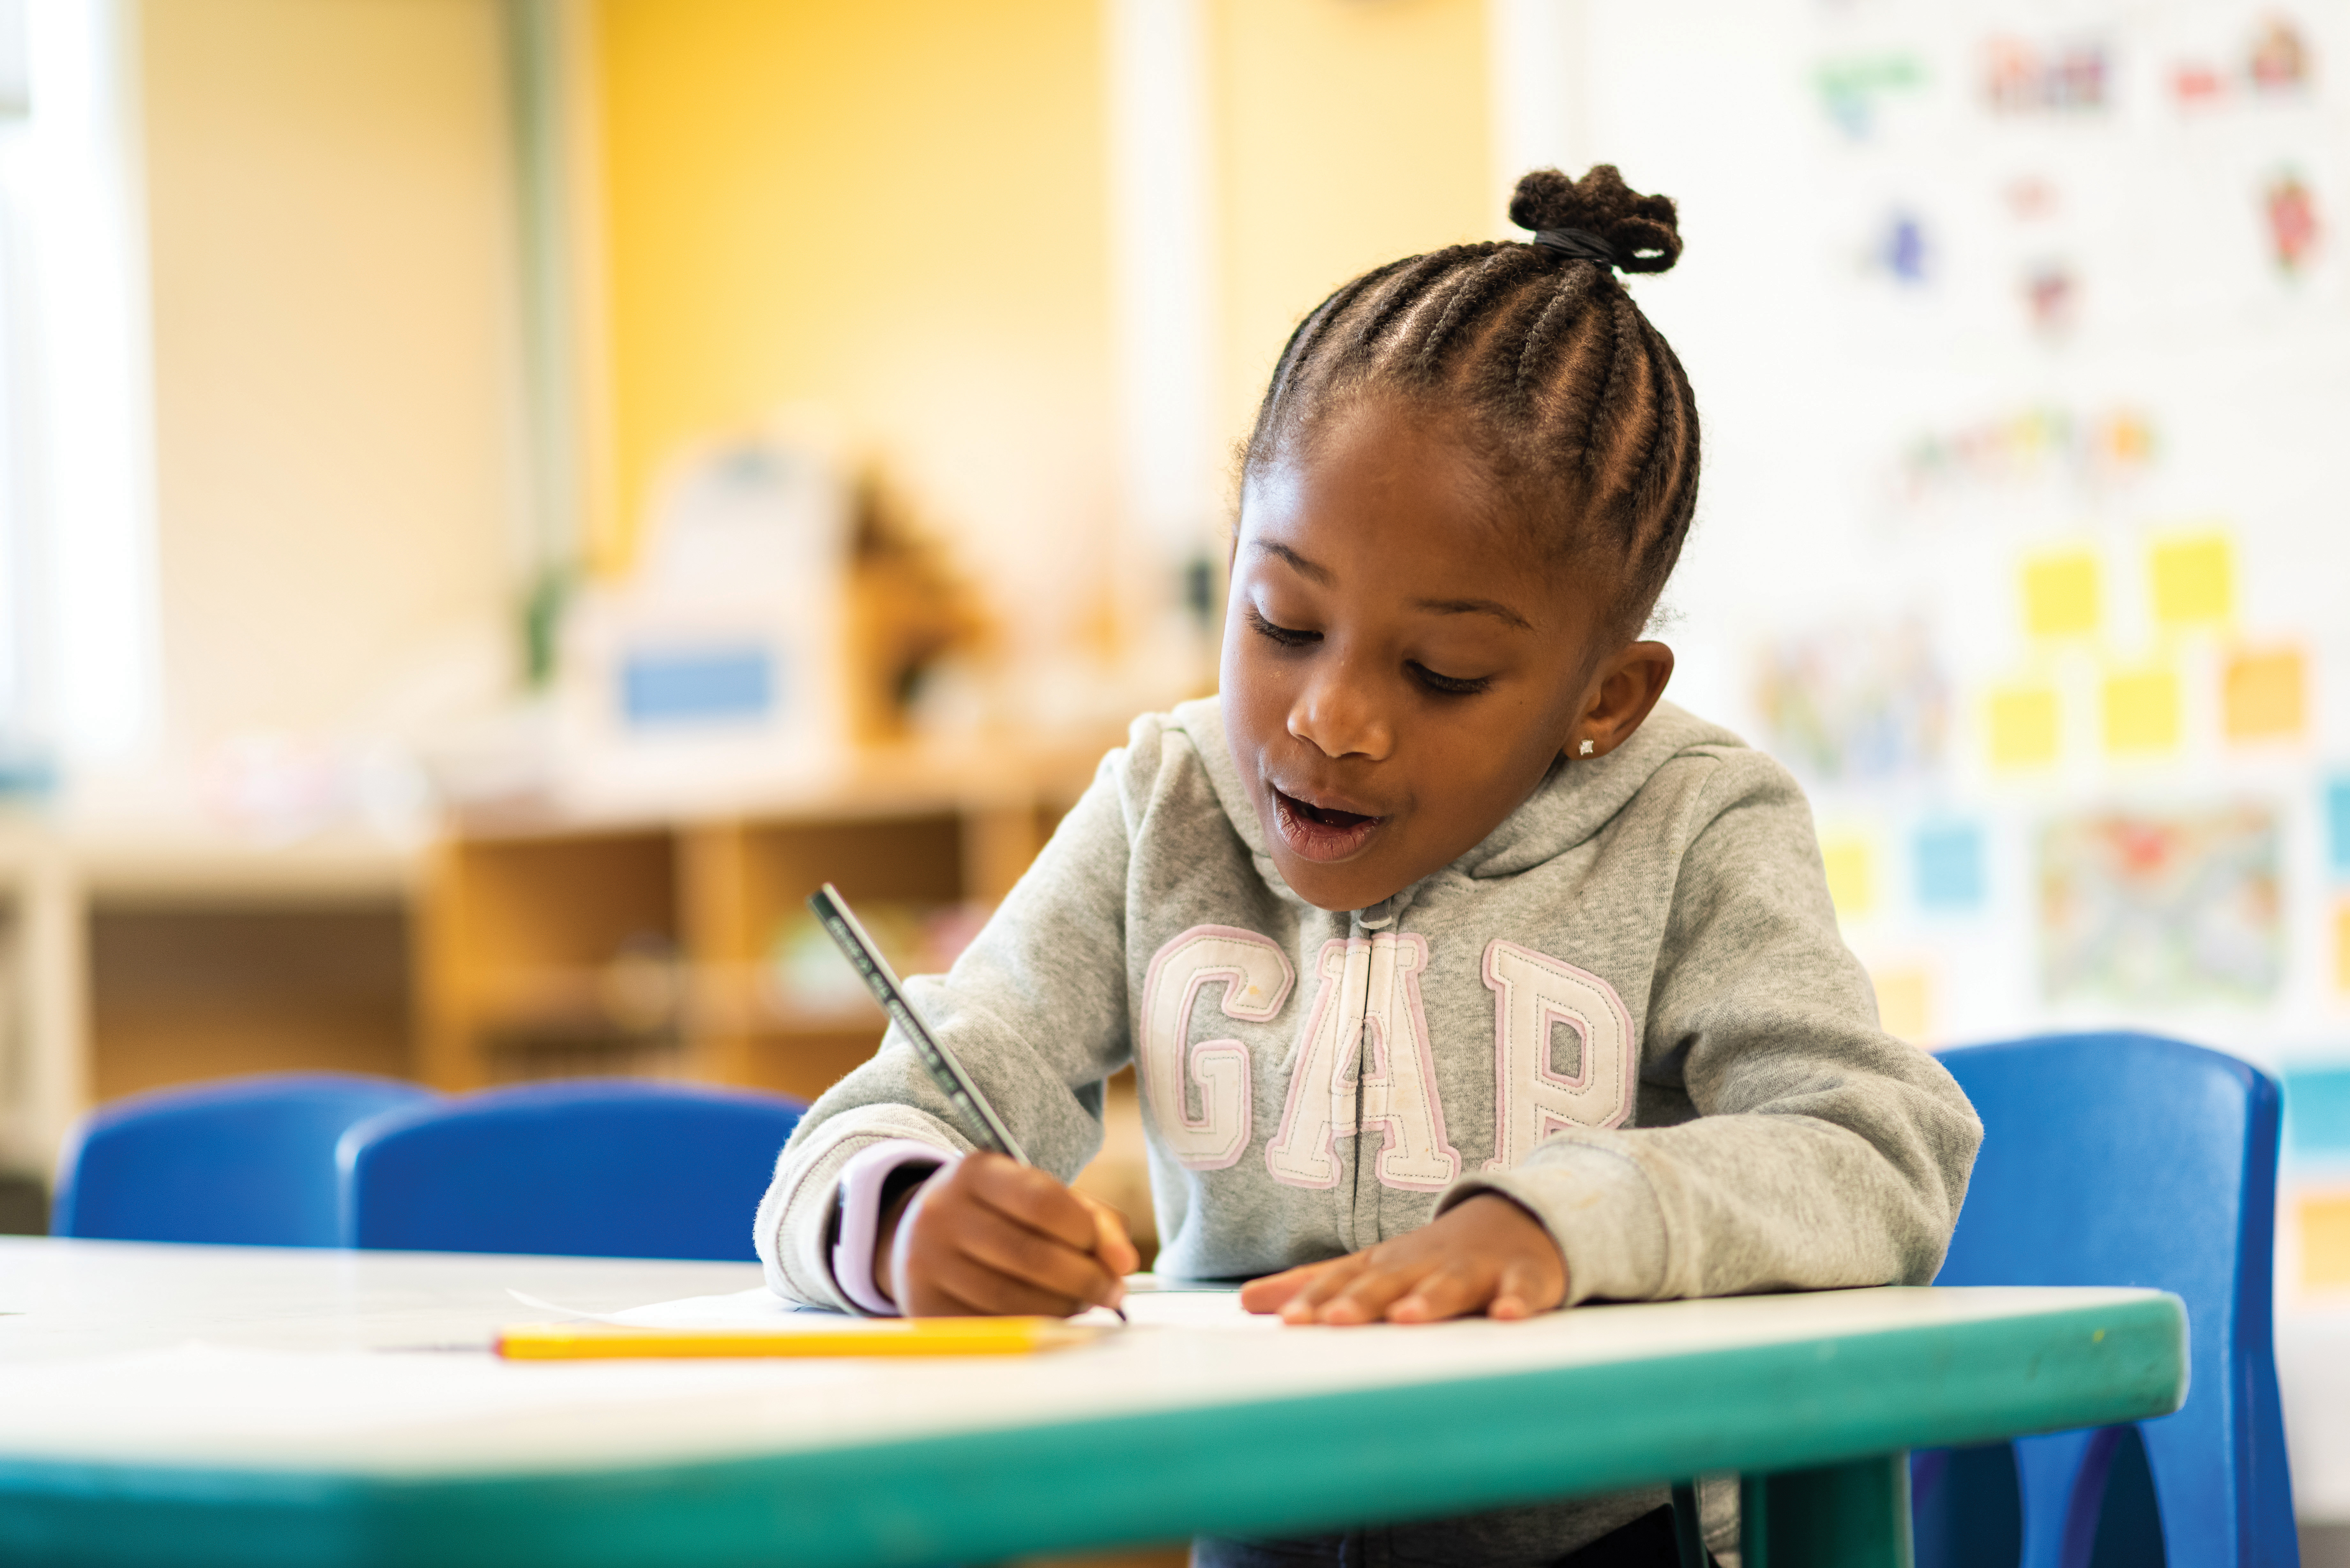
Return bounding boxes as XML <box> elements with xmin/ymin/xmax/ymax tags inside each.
<box><xmin>1243</xmin><ymin>164</ymin><xmax>1701</xmax><ymax>640</ymax></box>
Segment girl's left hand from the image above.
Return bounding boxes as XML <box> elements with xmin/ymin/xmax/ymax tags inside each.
<box><xmin>1238</xmin><ymin>1194</ymin><xmax>1568</xmax><ymax>1325</ymax></box>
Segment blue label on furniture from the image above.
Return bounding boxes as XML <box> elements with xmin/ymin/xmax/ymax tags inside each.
<box><xmin>1914</xmin><ymin>821</ymin><xmax>1985</xmax><ymax>911</ymax></box>
<box><xmin>621</xmin><ymin>647</ymin><xmax>776</xmax><ymax>726</ymax></box>
<box><xmin>2284</xmin><ymin>1066</ymin><xmax>2350</xmax><ymax>1156</ymax></box>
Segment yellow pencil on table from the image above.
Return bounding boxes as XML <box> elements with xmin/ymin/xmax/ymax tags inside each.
<box><xmin>497</xmin><ymin>1317</ymin><xmax>1102</xmax><ymax>1360</ymax></box>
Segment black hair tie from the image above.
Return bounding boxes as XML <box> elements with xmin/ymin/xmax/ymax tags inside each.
<box><xmin>1533</xmin><ymin>227</ymin><xmax>1618</xmax><ymax>267</ymax></box>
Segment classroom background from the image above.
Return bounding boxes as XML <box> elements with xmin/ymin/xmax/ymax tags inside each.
<box><xmin>0</xmin><ymin>0</ymin><xmax>2343</xmax><ymax>1540</ymax></box>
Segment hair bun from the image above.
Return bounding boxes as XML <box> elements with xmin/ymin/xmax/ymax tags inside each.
<box><xmin>1510</xmin><ymin>165</ymin><xmax>1683</xmax><ymax>274</ymax></box>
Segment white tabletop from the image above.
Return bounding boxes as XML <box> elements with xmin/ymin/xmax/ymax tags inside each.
<box><xmin>0</xmin><ymin>1236</ymin><xmax>2176</xmax><ymax>1480</ymax></box>
<box><xmin>0</xmin><ymin>1236</ymin><xmax>2194</xmax><ymax>1567</ymax></box>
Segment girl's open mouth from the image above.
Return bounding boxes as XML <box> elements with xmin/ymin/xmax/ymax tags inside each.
<box><xmin>1270</xmin><ymin>787</ymin><xmax>1385</xmax><ymax>863</ymax></box>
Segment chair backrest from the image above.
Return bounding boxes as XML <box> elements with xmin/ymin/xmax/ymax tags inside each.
<box><xmin>1921</xmin><ymin>1032</ymin><xmax>2296</xmax><ymax>1568</ymax></box>
<box><xmin>339</xmin><ymin>1078</ymin><xmax>807</xmax><ymax>1261</ymax></box>
<box><xmin>53</xmin><ymin>1072</ymin><xmax>436</xmax><ymax>1246</ymax></box>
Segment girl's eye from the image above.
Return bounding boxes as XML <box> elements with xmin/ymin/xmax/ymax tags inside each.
<box><xmin>1247</xmin><ymin>606</ymin><xmax>1320</xmax><ymax>648</ymax></box>
<box><xmin>1409</xmin><ymin>661</ymin><xmax>1494</xmax><ymax>698</ymax></box>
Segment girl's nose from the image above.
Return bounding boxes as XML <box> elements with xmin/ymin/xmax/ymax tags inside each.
<box><xmin>1288</xmin><ymin>667</ymin><xmax>1392</xmax><ymax>762</ymax></box>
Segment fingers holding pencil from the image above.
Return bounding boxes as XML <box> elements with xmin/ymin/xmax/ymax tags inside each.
<box><xmin>807</xmin><ymin>887</ymin><xmax>1135</xmax><ymax>1318</ymax></box>
<box><xmin>880</xmin><ymin>1153</ymin><xmax>1136</xmax><ymax>1320</ymax></box>
<box><xmin>1076</xmin><ymin>1190</ymin><xmax>1142</xmax><ymax>1281</ymax></box>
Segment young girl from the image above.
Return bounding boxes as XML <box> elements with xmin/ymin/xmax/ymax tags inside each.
<box><xmin>755</xmin><ymin>166</ymin><xmax>1980</xmax><ymax>1567</ymax></box>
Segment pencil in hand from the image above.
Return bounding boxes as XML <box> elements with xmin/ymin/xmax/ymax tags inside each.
<box><xmin>809</xmin><ymin>884</ymin><xmax>1133</xmax><ymax>1323</ymax></box>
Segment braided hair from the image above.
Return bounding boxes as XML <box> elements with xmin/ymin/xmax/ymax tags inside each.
<box><xmin>1243</xmin><ymin>165</ymin><xmax>1699</xmax><ymax>641</ymax></box>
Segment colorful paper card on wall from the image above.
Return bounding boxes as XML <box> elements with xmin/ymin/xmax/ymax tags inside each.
<box><xmin>2328</xmin><ymin>780</ymin><xmax>2350</xmax><ymax>876</ymax></box>
<box><xmin>1753</xmin><ymin>622</ymin><xmax>1948</xmax><ymax>782</ymax></box>
<box><xmin>2040</xmin><ymin>804</ymin><xmax>2280</xmax><ymax>1004</ymax></box>
<box><xmin>1914</xmin><ymin>821</ymin><xmax>1986</xmax><ymax>910</ymax></box>
<box><xmin>2337</xmin><ymin>902</ymin><xmax>2350</xmax><ymax>993</ymax></box>
<box><xmin>2150</xmin><ymin>533</ymin><xmax>2233</xmax><ymax>627</ymax></box>
<box><xmin>2103</xmin><ymin>666</ymin><xmax>2179</xmax><ymax>753</ymax></box>
<box><xmin>1988</xmin><ymin>684</ymin><xmax>2059</xmax><ymax>766</ymax></box>
<box><xmin>2301</xmin><ymin>1192</ymin><xmax>2350</xmax><ymax>1290</ymax></box>
<box><xmin>2285</xmin><ymin>1067</ymin><xmax>2350</xmax><ymax>1157</ymax></box>
<box><xmin>1871</xmin><ymin>966</ymin><xmax>1932</xmax><ymax>1043</ymax></box>
<box><xmin>2021</xmin><ymin>551</ymin><xmax>2099</xmax><ymax>637</ymax></box>
<box><xmin>2222</xmin><ymin>645</ymin><xmax>2304</xmax><ymax>742</ymax></box>
<box><xmin>1812</xmin><ymin>53</ymin><xmax>1926</xmax><ymax>139</ymax></box>
<box><xmin>1821</xmin><ymin>835</ymin><xmax>1874</xmax><ymax>919</ymax></box>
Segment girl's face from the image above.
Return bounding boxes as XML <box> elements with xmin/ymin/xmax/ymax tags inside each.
<box><xmin>1221</xmin><ymin>396</ymin><xmax>1673</xmax><ymax>913</ymax></box>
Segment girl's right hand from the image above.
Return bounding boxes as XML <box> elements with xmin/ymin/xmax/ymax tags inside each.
<box><xmin>875</xmin><ymin>1151</ymin><xmax>1137</xmax><ymax>1317</ymax></box>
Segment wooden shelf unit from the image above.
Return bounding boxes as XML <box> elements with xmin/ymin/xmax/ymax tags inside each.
<box><xmin>89</xmin><ymin>901</ymin><xmax>413</xmax><ymax>1103</ymax></box>
<box><xmin>421</xmin><ymin>758</ymin><xmax>1097</xmax><ymax>1105</ymax></box>
<box><xmin>415</xmin><ymin>742</ymin><xmax>1162</xmax><ymax>1256</ymax></box>
<box><xmin>0</xmin><ymin>824</ymin><xmax>424</xmax><ymax>1181</ymax></box>
<box><xmin>0</xmin><ymin>743</ymin><xmax>1160</xmax><ymax>1255</ymax></box>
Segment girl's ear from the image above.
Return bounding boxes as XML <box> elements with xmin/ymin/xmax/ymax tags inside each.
<box><xmin>1570</xmin><ymin>642</ymin><xmax>1675</xmax><ymax>759</ymax></box>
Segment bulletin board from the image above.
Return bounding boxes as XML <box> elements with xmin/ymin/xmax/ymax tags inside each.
<box><xmin>1587</xmin><ymin>0</ymin><xmax>2350</xmax><ymax>1072</ymax></box>
<box><xmin>1580</xmin><ymin>8</ymin><xmax>2350</xmax><ymax>1433</ymax></box>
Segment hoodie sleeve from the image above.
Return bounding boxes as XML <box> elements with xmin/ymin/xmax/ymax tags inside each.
<box><xmin>1444</xmin><ymin>747</ymin><xmax>1982</xmax><ymax>1306</ymax></box>
<box><xmin>752</xmin><ymin>727</ymin><xmax>1146</xmax><ymax>1310</ymax></box>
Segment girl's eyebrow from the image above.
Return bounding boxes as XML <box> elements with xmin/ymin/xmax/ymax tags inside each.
<box><xmin>1414</xmin><ymin>596</ymin><xmax>1533</xmax><ymax>631</ymax></box>
<box><xmin>1254</xmin><ymin>539</ymin><xmax>1532</xmax><ymax>630</ymax></box>
<box><xmin>1252</xmin><ymin>539</ymin><xmax>1333</xmax><ymax>584</ymax></box>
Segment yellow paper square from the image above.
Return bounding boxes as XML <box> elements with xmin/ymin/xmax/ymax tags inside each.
<box><xmin>2103</xmin><ymin>667</ymin><xmax>2179</xmax><ymax>753</ymax></box>
<box><xmin>1987</xmin><ymin>685</ymin><xmax>2059</xmax><ymax>767</ymax></box>
<box><xmin>1820</xmin><ymin>838</ymin><xmax>1872</xmax><ymax>919</ymax></box>
<box><xmin>2022</xmin><ymin>553</ymin><xmax>2099</xmax><ymax>637</ymax></box>
<box><xmin>2336</xmin><ymin>904</ymin><xmax>2350</xmax><ymax>992</ymax></box>
<box><xmin>2224</xmin><ymin>646</ymin><xmax>2305</xmax><ymax>742</ymax></box>
<box><xmin>2304</xmin><ymin>1192</ymin><xmax>2350</xmax><ymax>1289</ymax></box>
<box><xmin>2151</xmin><ymin>533</ymin><xmax>2233</xmax><ymax>627</ymax></box>
<box><xmin>1872</xmin><ymin>967</ymin><xmax>1932</xmax><ymax>1043</ymax></box>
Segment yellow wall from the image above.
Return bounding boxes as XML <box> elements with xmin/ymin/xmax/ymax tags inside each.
<box><xmin>138</xmin><ymin>0</ymin><xmax>1496</xmax><ymax>741</ymax></box>
<box><xmin>593</xmin><ymin>0</ymin><xmax>1489</xmax><ymax>631</ymax></box>
<box><xmin>142</xmin><ymin>0</ymin><xmax>519</xmax><ymax>746</ymax></box>
<box><xmin>1209</xmin><ymin>0</ymin><xmax>1493</xmax><ymax>451</ymax></box>
<box><xmin>595</xmin><ymin>0</ymin><xmax>1113</xmax><ymax>644</ymax></box>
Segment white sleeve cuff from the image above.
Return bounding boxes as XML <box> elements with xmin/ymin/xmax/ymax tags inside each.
<box><xmin>830</xmin><ymin>1139</ymin><xmax>959</xmax><ymax>1316</ymax></box>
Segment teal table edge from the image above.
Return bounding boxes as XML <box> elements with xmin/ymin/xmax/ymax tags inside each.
<box><xmin>0</xmin><ymin>1293</ymin><xmax>2188</xmax><ymax>1568</ymax></box>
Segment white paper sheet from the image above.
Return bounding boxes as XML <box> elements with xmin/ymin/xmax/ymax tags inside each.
<box><xmin>606</xmin><ymin>1286</ymin><xmax>825</xmax><ymax>1328</ymax></box>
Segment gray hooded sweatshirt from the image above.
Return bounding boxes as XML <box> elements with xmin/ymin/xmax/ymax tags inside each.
<box><xmin>755</xmin><ymin>697</ymin><xmax>1981</xmax><ymax>1560</ymax></box>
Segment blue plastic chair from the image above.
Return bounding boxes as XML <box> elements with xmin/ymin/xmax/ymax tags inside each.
<box><xmin>1913</xmin><ymin>1033</ymin><xmax>2297</xmax><ymax>1568</ymax></box>
<box><xmin>339</xmin><ymin>1079</ymin><xmax>807</xmax><ymax>1261</ymax></box>
<box><xmin>53</xmin><ymin>1072</ymin><xmax>435</xmax><ymax>1247</ymax></box>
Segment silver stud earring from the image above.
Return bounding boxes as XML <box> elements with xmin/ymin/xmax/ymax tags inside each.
<box><xmin>1579</xmin><ymin>740</ymin><xmax>1595</xmax><ymax>757</ymax></box>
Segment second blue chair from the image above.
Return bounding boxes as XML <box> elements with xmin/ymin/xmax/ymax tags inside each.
<box><xmin>54</xmin><ymin>1072</ymin><xmax>435</xmax><ymax>1247</ymax></box>
<box><xmin>1914</xmin><ymin>1032</ymin><xmax>2297</xmax><ymax>1568</ymax></box>
<box><xmin>339</xmin><ymin>1079</ymin><xmax>807</xmax><ymax>1262</ymax></box>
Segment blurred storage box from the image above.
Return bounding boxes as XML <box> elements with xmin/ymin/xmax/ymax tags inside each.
<box><xmin>558</xmin><ymin>424</ymin><xmax>853</xmax><ymax>809</ymax></box>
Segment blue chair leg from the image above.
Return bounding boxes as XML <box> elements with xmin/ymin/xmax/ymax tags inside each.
<box><xmin>2138</xmin><ymin>1406</ymin><xmax>2296</xmax><ymax>1568</ymax></box>
<box><xmin>2014</xmin><ymin>1428</ymin><xmax>2102</xmax><ymax>1568</ymax></box>
<box><xmin>1913</xmin><ymin>1443</ymin><xmax>2023</xmax><ymax>1568</ymax></box>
